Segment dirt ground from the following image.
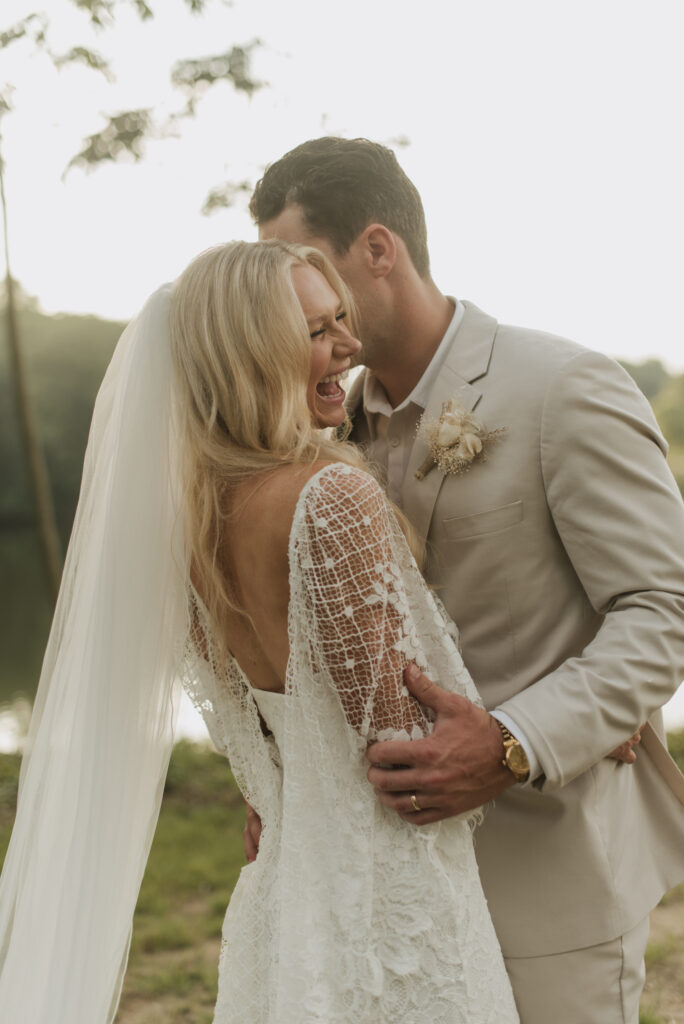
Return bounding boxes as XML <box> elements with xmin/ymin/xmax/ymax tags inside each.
<box><xmin>116</xmin><ymin>889</ymin><xmax>684</xmax><ymax>1024</ymax></box>
<box><xmin>641</xmin><ymin>885</ymin><xmax>684</xmax><ymax>1024</ymax></box>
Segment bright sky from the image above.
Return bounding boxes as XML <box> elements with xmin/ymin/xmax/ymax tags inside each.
<box><xmin>1</xmin><ymin>0</ymin><xmax>683</xmax><ymax>370</ymax></box>
<box><xmin>1</xmin><ymin>0</ymin><xmax>683</xmax><ymax>734</ymax></box>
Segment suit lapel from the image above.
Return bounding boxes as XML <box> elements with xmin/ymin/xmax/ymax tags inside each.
<box><xmin>401</xmin><ymin>302</ymin><xmax>498</xmax><ymax>541</ymax></box>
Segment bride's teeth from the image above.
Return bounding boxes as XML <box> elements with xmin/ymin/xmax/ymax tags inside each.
<box><xmin>320</xmin><ymin>372</ymin><xmax>346</xmax><ymax>384</ymax></box>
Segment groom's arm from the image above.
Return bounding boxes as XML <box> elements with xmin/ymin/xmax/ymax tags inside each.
<box><xmin>497</xmin><ymin>349</ymin><xmax>684</xmax><ymax>789</ymax></box>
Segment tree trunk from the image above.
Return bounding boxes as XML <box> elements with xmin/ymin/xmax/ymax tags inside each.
<box><xmin>1</xmin><ymin>151</ymin><xmax>63</xmax><ymax>602</ymax></box>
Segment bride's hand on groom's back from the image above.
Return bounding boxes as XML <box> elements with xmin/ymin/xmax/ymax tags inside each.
<box><xmin>244</xmin><ymin>802</ymin><xmax>262</xmax><ymax>862</ymax></box>
<box><xmin>607</xmin><ymin>729</ymin><xmax>644</xmax><ymax>764</ymax></box>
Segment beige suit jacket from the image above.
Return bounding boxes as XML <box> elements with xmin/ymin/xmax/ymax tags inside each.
<box><xmin>347</xmin><ymin>301</ymin><xmax>684</xmax><ymax>957</ymax></box>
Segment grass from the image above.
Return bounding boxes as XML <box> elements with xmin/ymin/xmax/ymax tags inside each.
<box><xmin>640</xmin><ymin>867</ymin><xmax>684</xmax><ymax>1024</ymax></box>
<box><xmin>667</xmin><ymin>728</ymin><xmax>684</xmax><ymax>772</ymax></box>
<box><xmin>0</xmin><ymin>740</ymin><xmax>245</xmax><ymax>1020</ymax></box>
<box><xmin>644</xmin><ymin>936</ymin><xmax>679</xmax><ymax>969</ymax></box>
<box><xmin>1</xmin><ymin>731</ymin><xmax>683</xmax><ymax>1020</ymax></box>
<box><xmin>639</xmin><ymin>1010</ymin><xmax>665</xmax><ymax>1024</ymax></box>
<box><xmin>118</xmin><ymin>741</ymin><xmax>246</xmax><ymax>1018</ymax></box>
<box><xmin>659</xmin><ymin>882</ymin><xmax>684</xmax><ymax>907</ymax></box>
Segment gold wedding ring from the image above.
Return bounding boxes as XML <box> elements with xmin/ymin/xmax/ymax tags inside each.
<box><xmin>410</xmin><ymin>793</ymin><xmax>422</xmax><ymax>813</ymax></box>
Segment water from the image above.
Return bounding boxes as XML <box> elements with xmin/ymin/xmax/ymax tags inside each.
<box><xmin>0</xmin><ymin>685</ymin><xmax>210</xmax><ymax>755</ymax></box>
<box><xmin>2</xmin><ymin>681</ymin><xmax>683</xmax><ymax>756</ymax></box>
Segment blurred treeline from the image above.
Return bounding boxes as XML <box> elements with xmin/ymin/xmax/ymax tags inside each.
<box><xmin>619</xmin><ymin>357</ymin><xmax>684</xmax><ymax>493</ymax></box>
<box><xmin>1</xmin><ymin>298</ymin><xmax>684</xmax><ymax>702</ymax></box>
<box><xmin>0</xmin><ymin>294</ymin><xmax>123</xmax><ymax>701</ymax></box>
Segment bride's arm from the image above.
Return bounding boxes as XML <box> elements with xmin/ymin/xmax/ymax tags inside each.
<box><xmin>292</xmin><ymin>464</ymin><xmax>435</xmax><ymax>742</ymax></box>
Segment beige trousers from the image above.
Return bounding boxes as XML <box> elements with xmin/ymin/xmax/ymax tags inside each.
<box><xmin>503</xmin><ymin>916</ymin><xmax>650</xmax><ymax>1024</ymax></box>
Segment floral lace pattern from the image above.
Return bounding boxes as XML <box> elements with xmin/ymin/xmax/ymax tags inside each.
<box><xmin>182</xmin><ymin>463</ymin><xmax>518</xmax><ymax>1023</ymax></box>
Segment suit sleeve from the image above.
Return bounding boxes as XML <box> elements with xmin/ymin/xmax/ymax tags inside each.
<box><xmin>498</xmin><ymin>349</ymin><xmax>684</xmax><ymax>789</ymax></box>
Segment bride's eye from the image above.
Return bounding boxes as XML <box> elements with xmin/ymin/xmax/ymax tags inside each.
<box><xmin>310</xmin><ymin>311</ymin><xmax>346</xmax><ymax>339</ymax></box>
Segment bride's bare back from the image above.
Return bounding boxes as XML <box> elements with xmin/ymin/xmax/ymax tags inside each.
<box><xmin>213</xmin><ymin>463</ymin><xmax>330</xmax><ymax>693</ymax></box>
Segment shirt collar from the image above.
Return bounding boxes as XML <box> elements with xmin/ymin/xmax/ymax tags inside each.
<box><xmin>363</xmin><ymin>298</ymin><xmax>464</xmax><ymax>418</ymax></box>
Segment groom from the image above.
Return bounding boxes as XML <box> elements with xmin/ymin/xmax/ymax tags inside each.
<box><xmin>249</xmin><ymin>137</ymin><xmax>684</xmax><ymax>1022</ymax></box>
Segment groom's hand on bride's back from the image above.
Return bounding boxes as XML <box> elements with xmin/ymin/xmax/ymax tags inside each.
<box><xmin>366</xmin><ymin>664</ymin><xmax>516</xmax><ymax>825</ymax></box>
<box><xmin>366</xmin><ymin>665</ymin><xmax>645</xmax><ymax>825</ymax></box>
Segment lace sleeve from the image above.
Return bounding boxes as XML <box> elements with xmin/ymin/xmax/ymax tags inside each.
<box><xmin>289</xmin><ymin>464</ymin><xmax>437</xmax><ymax>742</ymax></box>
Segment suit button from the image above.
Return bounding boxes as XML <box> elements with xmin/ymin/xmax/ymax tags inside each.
<box><xmin>390</xmin><ymin>437</ymin><xmax>400</xmax><ymax>448</ymax></box>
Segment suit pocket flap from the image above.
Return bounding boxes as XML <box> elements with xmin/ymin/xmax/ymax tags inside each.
<box><xmin>443</xmin><ymin>499</ymin><xmax>523</xmax><ymax>540</ymax></box>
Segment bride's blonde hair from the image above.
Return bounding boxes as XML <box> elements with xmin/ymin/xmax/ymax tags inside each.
<box><xmin>170</xmin><ymin>239</ymin><xmax>420</xmax><ymax>642</ymax></box>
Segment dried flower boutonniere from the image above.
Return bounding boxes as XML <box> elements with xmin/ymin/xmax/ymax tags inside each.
<box><xmin>415</xmin><ymin>400</ymin><xmax>505</xmax><ymax>480</ymax></box>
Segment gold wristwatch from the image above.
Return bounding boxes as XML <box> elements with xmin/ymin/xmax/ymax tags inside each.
<box><xmin>496</xmin><ymin>721</ymin><xmax>530</xmax><ymax>783</ymax></box>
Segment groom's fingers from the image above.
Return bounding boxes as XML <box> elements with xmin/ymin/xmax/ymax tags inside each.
<box><xmin>366</xmin><ymin>666</ymin><xmax>465</xmax><ymax>770</ymax></box>
<box><xmin>367</xmin><ymin>765</ymin><xmax>427</xmax><ymax>793</ymax></box>
<box><xmin>402</xmin><ymin>663</ymin><xmax>457</xmax><ymax>714</ymax></box>
<box><xmin>366</xmin><ymin>741</ymin><xmax>422</xmax><ymax>771</ymax></box>
<box><xmin>373</xmin><ymin>781</ymin><xmax>498</xmax><ymax>823</ymax></box>
<box><xmin>370</xmin><ymin>785</ymin><xmax>441</xmax><ymax>816</ymax></box>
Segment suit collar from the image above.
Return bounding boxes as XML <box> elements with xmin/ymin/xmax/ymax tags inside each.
<box><xmin>345</xmin><ymin>301</ymin><xmax>499</xmax><ymax>542</ymax></box>
<box><xmin>402</xmin><ymin>302</ymin><xmax>498</xmax><ymax>540</ymax></box>
<box><xmin>440</xmin><ymin>300</ymin><xmax>497</xmax><ymax>386</ymax></box>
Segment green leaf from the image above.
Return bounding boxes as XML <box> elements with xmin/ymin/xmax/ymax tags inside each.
<box><xmin>131</xmin><ymin>0</ymin><xmax>154</xmax><ymax>18</ymax></box>
<box><xmin>0</xmin><ymin>13</ymin><xmax>49</xmax><ymax>51</ymax></box>
<box><xmin>65</xmin><ymin>109</ymin><xmax>153</xmax><ymax>172</ymax></box>
<box><xmin>171</xmin><ymin>41</ymin><xmax>263</xmax><ymax>100</ymax></box>
<box><xmin>201</xmin><ymin>181</ymin><xmax>252</xmax><ymax>215</ymax></box>
<box><xmin>52</xmin><ymin>46</ymin><xmax>114</xmax><ymax>81</ymax></box>
<box><xmin>68</xmin><ymin>0</ymin><xmax>116</xmax><ymax>29</ymax></box>
<box><xmin>0</xmin><ymin>88</ymin><xmax>13</xmax><ymax>120</ymax></box>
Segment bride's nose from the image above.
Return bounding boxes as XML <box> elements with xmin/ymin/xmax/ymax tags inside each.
<box><xmin>334</xmin><ymin>331</ymin><xmax>362</xmax><ymax>357</ymax></box>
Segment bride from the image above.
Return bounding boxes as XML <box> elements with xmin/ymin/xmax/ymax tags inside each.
<box><xmin>0</xmin><ymin>239</ymin><xmax>519</xmax><ymax>1022</ymax></box>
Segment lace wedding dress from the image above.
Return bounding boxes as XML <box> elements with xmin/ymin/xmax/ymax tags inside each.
<box><xmin>183</xmin><ymin>462</ymin><xmax>519</xmax><ymax>1024</ymax></box>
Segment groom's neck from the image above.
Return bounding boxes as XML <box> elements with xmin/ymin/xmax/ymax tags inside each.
<box><xmin>370</xmin><ymin>282</ymin><xmax>454</xmax><ymax>409</ymax></box>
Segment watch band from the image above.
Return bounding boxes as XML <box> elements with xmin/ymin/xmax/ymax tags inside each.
<box><xmin>496</xmin><ymin>720</ymin><xmax>530</xmax><ymax>783</ymax></box>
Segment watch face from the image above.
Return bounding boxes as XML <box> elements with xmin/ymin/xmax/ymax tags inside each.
<box><xmin>507</xmin><ymin>745</ymin><xmax>529</xmax><ymax>776</ymax></box>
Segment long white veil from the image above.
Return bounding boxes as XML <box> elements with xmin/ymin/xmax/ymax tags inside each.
<box><xmin>0</xmin><ymin>285</ymin><xmax>188</xmax><ymax>1021</ymax></box>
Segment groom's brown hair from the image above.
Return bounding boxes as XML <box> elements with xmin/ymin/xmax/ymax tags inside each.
<box><xmin>249</xmin><ymin>137</ymin><xmax>430</xmax><ymax>278</ymax></box>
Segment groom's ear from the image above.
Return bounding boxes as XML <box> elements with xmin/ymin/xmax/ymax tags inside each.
<box><xmin>356</xmin><ymin>224</ymin><xmax>397</xmax><ymax>279</ymax></box>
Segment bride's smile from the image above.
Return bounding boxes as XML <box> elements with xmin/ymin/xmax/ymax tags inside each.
<box><xmin>291</xmin><ymin>261</ymin><xmax>361</xmax><ymax>428</ymax></box>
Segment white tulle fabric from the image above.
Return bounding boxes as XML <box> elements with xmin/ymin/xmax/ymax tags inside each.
<box><xmin>0</xmin><ymin>286</ymin><xmax>186</xmax><ymax>1021</ymax></box>
<box><xmin>183</xmin><ymin>463</ymin><xmax>519</xmax><ymax>1024</ymax></box>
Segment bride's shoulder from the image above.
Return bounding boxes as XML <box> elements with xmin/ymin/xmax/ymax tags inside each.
<box><xmin>292</xmin><ymin>463</ymin><xmax>391</xmax><ymax>537</ymax></box>
<box><xmin>245</xmin><ymin>461</ymin><xmax>384</xmax><ymax>527</ymax></box>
